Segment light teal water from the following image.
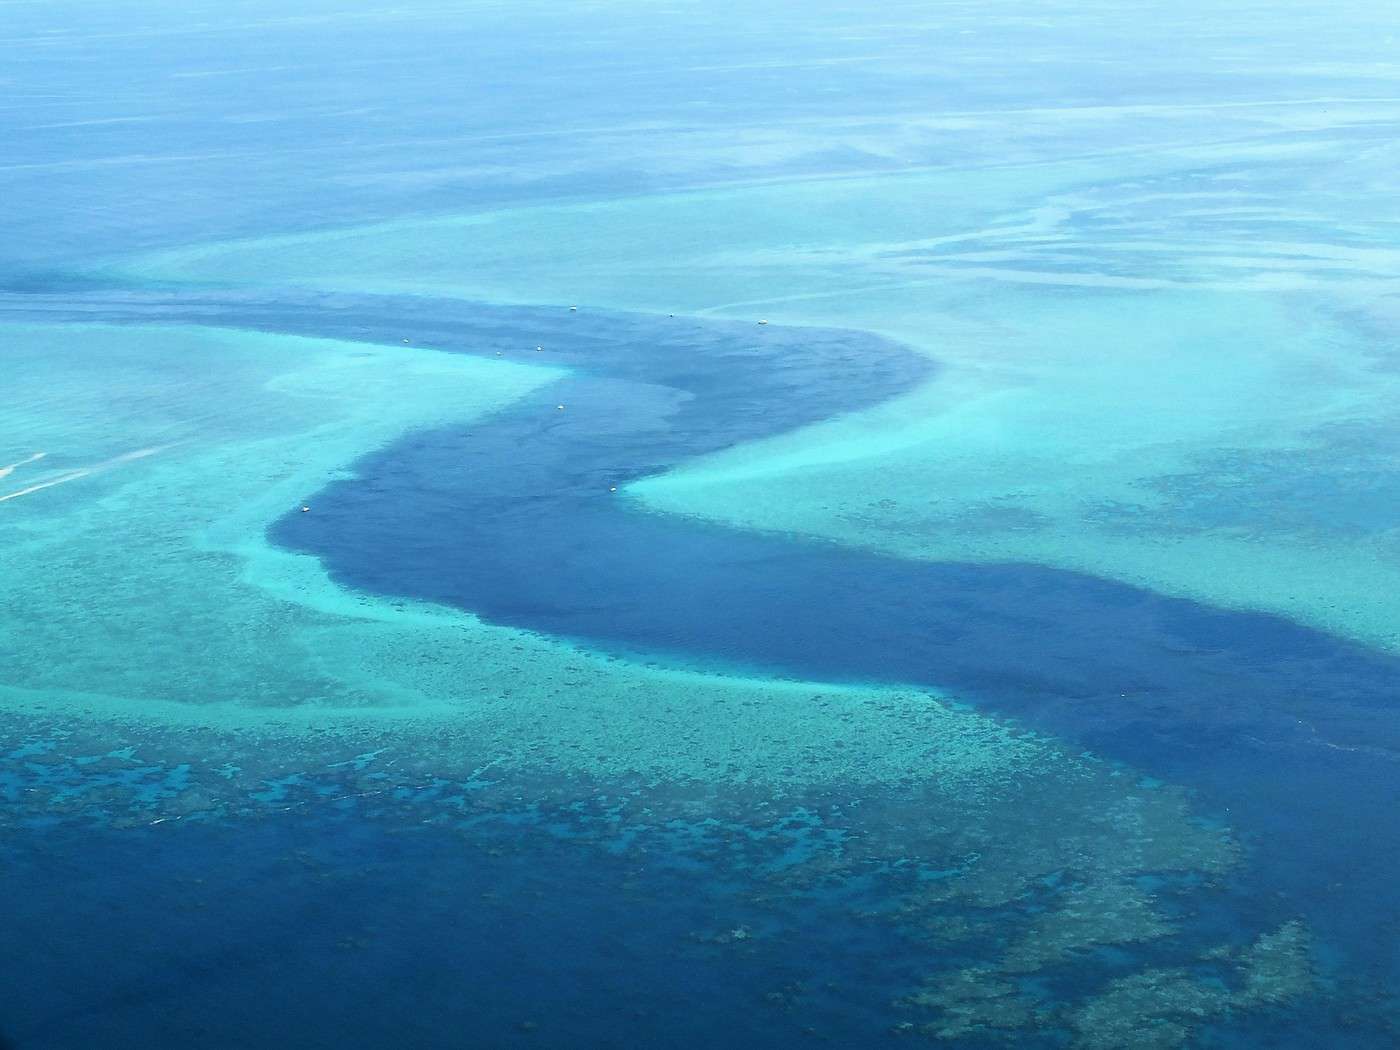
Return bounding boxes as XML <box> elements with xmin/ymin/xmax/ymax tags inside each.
<box><xmin>113</xmin><ymin>159</ymin><xmax>1400</xmax><ymax>652</ymax></box>
<box><xmin>5</xmin><ymin>1</ymin><xmax>1400</xmax><ymax>1046</ymax></box>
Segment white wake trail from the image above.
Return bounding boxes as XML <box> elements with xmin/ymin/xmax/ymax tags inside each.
<box><xmin>0</xmin><ymin>445</ymin><xmax>170</xmax><ymax>504</ymax></box>
<box><xmin>0</xmin><ymin>452</ymin><xmax>46</xmax><ymax>480</ymax></box>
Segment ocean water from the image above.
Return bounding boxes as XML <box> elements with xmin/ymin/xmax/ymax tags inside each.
<box><xmin>4</xmin><ymin>1</ymin><xmax>1400</xmax><ymax>1047</ymax></box>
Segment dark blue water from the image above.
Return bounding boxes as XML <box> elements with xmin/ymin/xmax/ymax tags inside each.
<box><xmin>6</xmin><ymin>289</ymin><xmax>1400</xmax><ymax>1046</ymax></box>
<box><xmin>0</xmin><ymin>791</ymin><xmax>930</xmax><ymax>1049</ymax></box>
<box><xmin>230</xmin><ymin>295</ymin><xmax>1400</xmax><ymax>1001</ymax></box>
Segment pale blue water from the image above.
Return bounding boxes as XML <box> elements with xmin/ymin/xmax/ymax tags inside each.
<box><xmin>5</xmin><ymin>2</ymin><xmax>1400</xmax><ymax>1047</ymax></box>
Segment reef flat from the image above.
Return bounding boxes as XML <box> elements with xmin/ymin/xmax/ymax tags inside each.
<box><xmin>2</xmin><ymin>315</ymin><xmax>1278</xmax><ymax>1048</ymax></box>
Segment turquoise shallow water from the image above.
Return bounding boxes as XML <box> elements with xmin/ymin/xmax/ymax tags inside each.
<box><xmin>5</xmin><ymin>1</ymin><xmax>1400</xmax><ymax>1046</ymax></box>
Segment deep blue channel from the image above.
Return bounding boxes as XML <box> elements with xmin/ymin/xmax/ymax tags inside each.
<box><xmin>7</xmin><ymin>290</ymin><xmax>1400</xmax><ymax>1045</ymax></box>
<box><xmin>268</xmin><ymin>295</ymin><xmax>1400</xmax><ymax>988</ymax></box>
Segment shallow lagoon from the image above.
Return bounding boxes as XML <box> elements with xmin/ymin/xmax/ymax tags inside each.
<box><xmin>5</xmin><ymin>1</ymin><xmax>1400</xmax><ymax>1047</ymax></box>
